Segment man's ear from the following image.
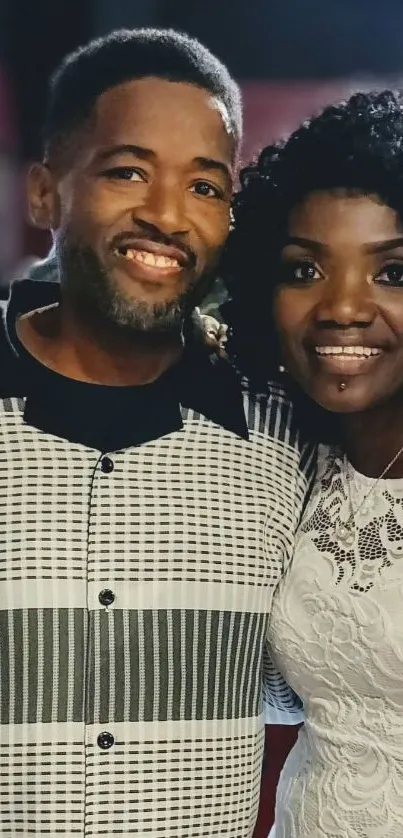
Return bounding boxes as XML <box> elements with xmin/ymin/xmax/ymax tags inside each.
<box><xmin>27</xmin><ymin>162</ymin><xmax>61</xmax><ymax>230</ymax></box>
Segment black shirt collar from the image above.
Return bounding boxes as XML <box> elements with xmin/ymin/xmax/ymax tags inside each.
<box><xmin>2</xmin><ymin>279</ymin><xmax>248</xmax><ymax>452</ymax></box>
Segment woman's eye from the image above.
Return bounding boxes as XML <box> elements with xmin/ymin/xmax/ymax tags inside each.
<box><xmin>102</xmin><ymin>167</ymin><xmax>145</xmax><ymax>182</ymax></box>
<box><xmin>190</xmin><ymin>181</ymin><xmax>223</xmax><ymax>199</ymax></box>
<box><xmin>376</xmin><ymin>263</ymin><xmax>403</xmax><ymax>286</ymax></box>
<box><xmin>280</xmin><ymin>261</ymin><xmax>321</xmax><ymax>284</ymax></box>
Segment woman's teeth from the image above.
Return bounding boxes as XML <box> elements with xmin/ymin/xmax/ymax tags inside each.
<box><xmin>315</xmin><ymin>345</ymin><xmax>381</xmax><ymax>358</ymax></box>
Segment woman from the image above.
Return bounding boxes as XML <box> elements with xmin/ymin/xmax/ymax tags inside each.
<box><xmin>224</xmin><ymin>90</ymin><xmax>403</xmax><ymax>837</ymax></box>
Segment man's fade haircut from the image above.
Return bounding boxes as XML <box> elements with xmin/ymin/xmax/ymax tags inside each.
<box><xmin>222</xmin><ymin>90</ymin><xmax>403</xmax><ymax>391</ymax></box>
<box><xmin>43</xmin><ymin>28</ymin><xmax>242</xmax><ymax>161</ymax></box>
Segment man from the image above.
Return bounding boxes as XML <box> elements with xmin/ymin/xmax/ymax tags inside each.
<box><xmin>0</xmin><ymin>29</ymin><xmax>308</xmax><ymax>836</ymax></box>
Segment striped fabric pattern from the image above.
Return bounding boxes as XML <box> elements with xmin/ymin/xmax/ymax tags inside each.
<box><xmin>0</xmin><ymin>385</ymin><xmax>312</xmax><ymax>836</ymax></box>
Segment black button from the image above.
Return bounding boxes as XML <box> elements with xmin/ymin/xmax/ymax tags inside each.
<box><xmin>98</xmin><ymin>589</ymin><xmax>115</xmax><ymax>607</ymax></box>
<box><xmin>97</xmin><ymin>731</ymin><xmax>114</xmax><ymax>750</ymax></box>
<box><xmin>100</xmin><ymin>456</ymin><xmax>114</xmax><ymax>473</ymax></box>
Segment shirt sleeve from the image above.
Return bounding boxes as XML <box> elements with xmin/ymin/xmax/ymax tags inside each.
<box><xmin>262</xmin><ymin>643</ymin><xmax>304</xmax><ymax>725</ymax></box>
<box><xmin>261</xmin><ymin>441</ymin><xmax>311</xmax><ymax>726</ymax></box>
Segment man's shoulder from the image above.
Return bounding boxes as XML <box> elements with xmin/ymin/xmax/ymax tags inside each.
<box><xmin>241</xmin><ymin>377</ymin><xmax>297</xmax><ymax>438</ymax></box>
<box><xmin>241</xmin><ymin>376</ymin><xmax>317</xmax><ymax>480</ymax></box>
<box><xmin>0</xmin><ymin>315</ymin><xmax>27</xmax><ymax>400</ymax></box>
<box><xmin>0</xmin><ymin>305</ymin><xmax>21</xmax><ymax>393</ymax></box>
<box><xmin>241</xmin><ymin>376</ymin><xmax>294</xmax><ymax>408</ymax></box>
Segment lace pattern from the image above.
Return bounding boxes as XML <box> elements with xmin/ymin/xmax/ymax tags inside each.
<box><xmin>303</xmin><ymin>447</ymin><xmax>403</xmax><ymax>591</ymax></box>
<box><xmin>268</xmin><ymin>445</ymin><xmax>403</xmax><ymax>838</ymax></box>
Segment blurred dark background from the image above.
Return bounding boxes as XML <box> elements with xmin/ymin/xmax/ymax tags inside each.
<box><xmin>1</xmin><ymin>1</ymin><xmax>403</xmax><ymax>833</ymax></box>
<box><xmin>5</xmin><ymin>0</ymin><xmax>403</xmax><ymax>159</ymax></box>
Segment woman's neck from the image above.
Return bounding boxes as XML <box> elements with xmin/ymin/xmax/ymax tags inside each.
<box><xmin>340</xmin><ymin>394</ymin><xmax>403</xmax><ymax>478</ymax></box>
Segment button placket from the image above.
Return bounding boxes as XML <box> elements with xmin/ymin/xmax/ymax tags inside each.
<box><xmin>96</xmin><ymin>458</ymin><xmax>116</xmax><ymax>612</ymax></box>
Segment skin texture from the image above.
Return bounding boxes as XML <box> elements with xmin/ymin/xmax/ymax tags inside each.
<box><xmin>23</xmin><ymin>77</ymin><xmax>235</xmax><ymax>386</ymax></box>
<box><xmin>274</xmin><ymin>190</ymin><xmax>403</xmax><ymax>476</ymax></box>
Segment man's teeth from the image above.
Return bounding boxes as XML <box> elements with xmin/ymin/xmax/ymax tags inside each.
<box><xmin>117</xmin><ymin>247</ymin><xmax>179</xmax><ymax>268</ymax></box>
<box><xmin>315</xmin><ymin>346</ymin><xmax>381</xmax><ymax>357</ymax></box>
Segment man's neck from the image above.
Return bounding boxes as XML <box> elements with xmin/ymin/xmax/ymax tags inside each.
<box><xmin>16</xmin><ymin>303</ymin><xmax>184</xmax><ymax>386</ymax></box>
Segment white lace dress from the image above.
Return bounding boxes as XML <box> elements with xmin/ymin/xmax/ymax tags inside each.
<box><xmin>268</xmin><ymin>445</ymin><xmax>403</xmax><ymax>838</ymax></box>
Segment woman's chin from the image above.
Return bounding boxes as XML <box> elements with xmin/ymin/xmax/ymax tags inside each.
<box><xmin>302</xmin><ymin>380</ymin><xmax>375</xmax><ymax>415</ymax></box>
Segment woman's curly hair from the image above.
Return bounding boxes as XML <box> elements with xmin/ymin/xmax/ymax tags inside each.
<box><xmin>222</xmin><ymin>90</ymin><xmax>403</xmax><ymax>395</ymax></box>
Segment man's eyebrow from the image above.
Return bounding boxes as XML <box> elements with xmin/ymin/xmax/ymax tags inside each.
<box><xmin>96</xmin><ymin>144</ymin><xmax>156</xmax><ymax>163</ymax></box>
<box><xmin>191</xmin><ymin>156</ymin><xmax>232</xmax><ymax>185</ymax></box>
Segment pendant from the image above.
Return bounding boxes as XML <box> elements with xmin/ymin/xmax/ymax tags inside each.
<box><xmin>336</xmin><ymin>522</ymin><xmax>354</xmax><ymax>546</ymax></box>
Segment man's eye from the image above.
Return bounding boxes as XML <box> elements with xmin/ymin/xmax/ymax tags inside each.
<box><xmin>102</xmin><ymin>167</ymin><xmax>145</xmax><ymax>182</ymax></box>
<box><xmin>279</xmin><ymin>261</ymin><xmax>321</xmax><ymax>284</ymax></box>
<box><xmin>190</xmin><ymin>181</ymin><xmax>223</xmax><ymax>199</ymax></box>
<box><xmin>376</xmin><ymin>263</ymin><xmax>403</xmax><ymax>286</ymax></box>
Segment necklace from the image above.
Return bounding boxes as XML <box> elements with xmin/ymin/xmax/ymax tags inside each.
<box><xmin>336</xmin><ymin>440</ymin><xmax>403</xmax><ymax>546</ymax></box>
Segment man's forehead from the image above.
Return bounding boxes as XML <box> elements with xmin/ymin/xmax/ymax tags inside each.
<box><xmin>95</xmin><ymin>76</ymin><xmax>223</xmax><ymax>112</ymax></box>
<box><xmin>87</xmin><ymin>78</ymin><xmax>236</xmax><ymax>166</ymax></box>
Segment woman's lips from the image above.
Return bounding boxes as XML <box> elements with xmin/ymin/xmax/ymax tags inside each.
<box><xmin>312</xmin><ymin>344</ymin><xmax>383</xmax><ymax>375</ymax></box>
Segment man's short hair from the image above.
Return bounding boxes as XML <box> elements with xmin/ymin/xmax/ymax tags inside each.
<box><xmin>43</xmin><ymin>28</ymin><xmax>242</xmax><ymax>160</ymax></box>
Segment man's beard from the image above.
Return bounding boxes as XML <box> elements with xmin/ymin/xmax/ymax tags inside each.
<box><xmin>56</xmin><ymin>234</ymin><xmax>214</xmax><ymax>337</ymax></box>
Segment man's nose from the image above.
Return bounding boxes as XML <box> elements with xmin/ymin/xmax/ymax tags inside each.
<box><xmin>132</xmin><ymin>180</ymin><xmax>189</xmax><ymax>237</ymax></box>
